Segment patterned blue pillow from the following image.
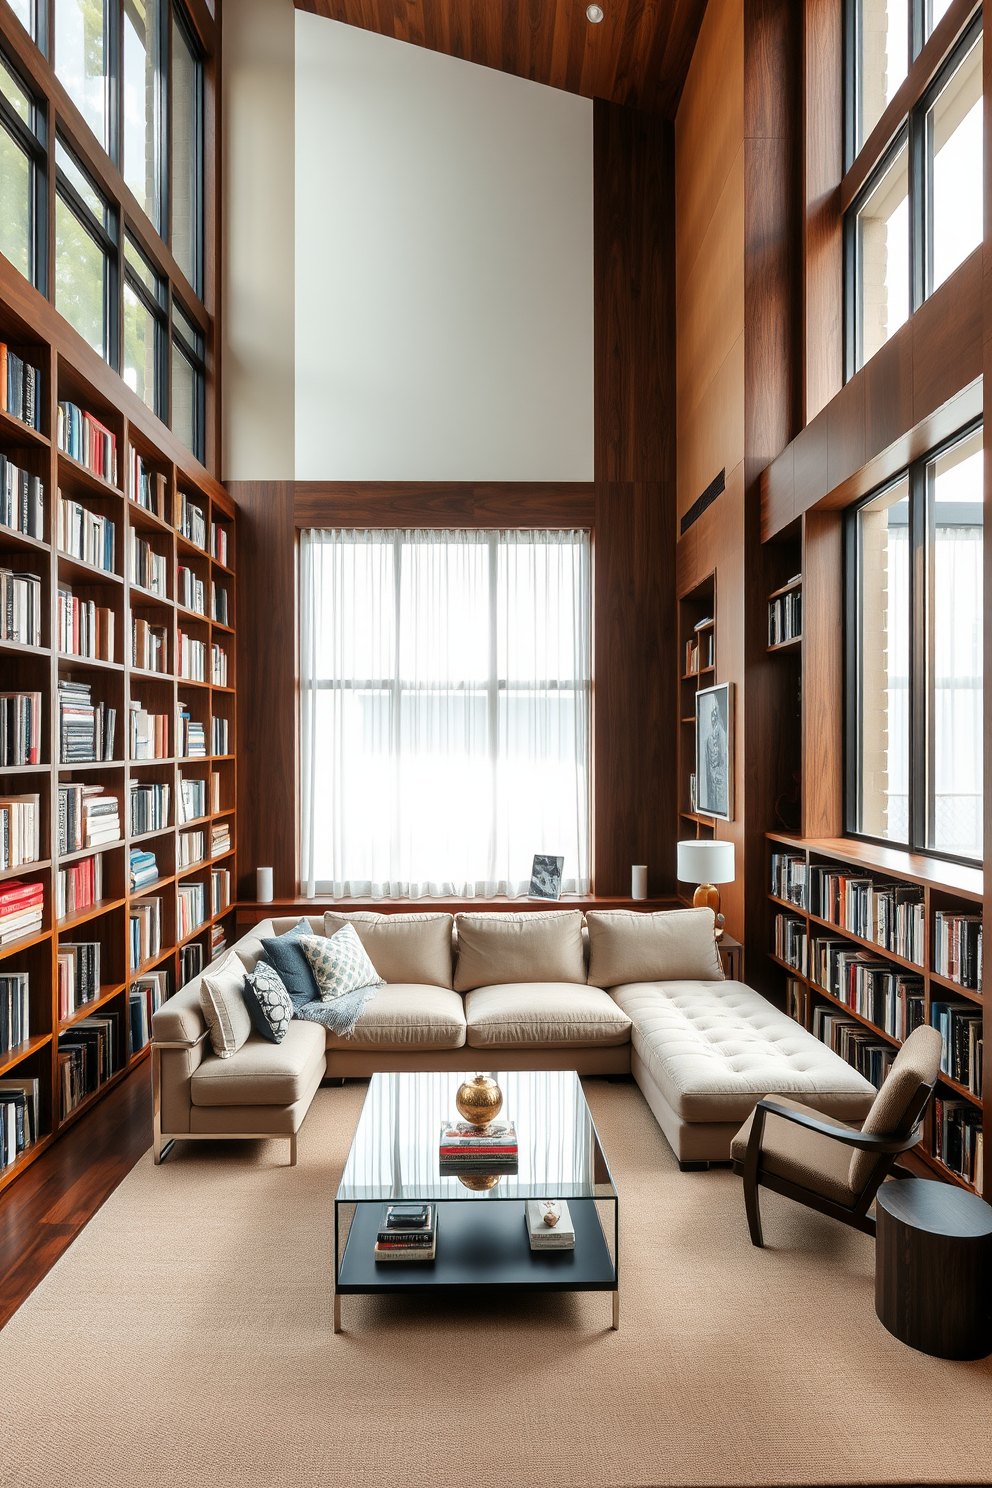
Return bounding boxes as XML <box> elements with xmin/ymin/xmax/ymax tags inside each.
<box><xmin>259</xmin><ymin>917</ymin><xmax>320</xmax><ymax>1001</ymax></box>
<box><xmin>242</xmin><ymin>960</ymin><xmax>294</xmax><ymax>1043</ymax></box>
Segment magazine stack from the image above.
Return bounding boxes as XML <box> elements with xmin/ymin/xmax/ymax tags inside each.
<box><xmin>438</xmin><ymin>1119</ymin><xmax>518</xmax><ymax>1177</ymax></box>
<box><xmin>374</xmin><ymin>1203</ymin><xmax>437</xmax><ymax>1263</ymax></box>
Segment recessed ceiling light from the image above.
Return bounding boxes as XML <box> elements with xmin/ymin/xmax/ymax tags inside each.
<box><xmin>586</xmin><ymin>4</ymin><xmax>604</xmax><ymax>21</ymax></box>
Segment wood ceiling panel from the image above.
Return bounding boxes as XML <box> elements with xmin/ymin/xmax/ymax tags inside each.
<box><xmin>295</xmin><ymin>0</ymin><xmax>709</xmax><ymax>117</ymax></box>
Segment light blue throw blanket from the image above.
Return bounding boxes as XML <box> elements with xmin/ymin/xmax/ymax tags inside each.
<box><xmin>289</xmin><ymin>983</ymin><xmax>378</xmax><ymax>1039</ymax></box>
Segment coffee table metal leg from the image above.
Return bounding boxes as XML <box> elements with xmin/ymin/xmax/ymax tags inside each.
<box><xmin>334</xmin><ymin>1293</ymin><xmax>342</xmax><ymax>1334</ymax></box>
<box><xmin>612</xmin><ymin>1291</ymin><xmax>620</xmax><ymax>1330</ymax></box>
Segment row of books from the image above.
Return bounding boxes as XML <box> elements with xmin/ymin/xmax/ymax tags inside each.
<box><xmin>212</xmin><ymin>584</ymin><xmax>229</xmax><ymax>625</ymax></box>
<box><xmin>178</xmin><ymin>881</ymin><xmax>207</xmax><ymax>939</ymax></box>
<box><xmin>212</xmin><ymin>717</ymin><xmax>229</xmax><ymax>755</ymax></box>
<box><xmin>211</xmin><ymin>868</ymin><xmax>230</xmax><ymax>916</ymax></box>
<box><xmin>177</xmin><ymin>494</ymin><xmax>206</xmax><ymax>550</ymax></box>
<box><xmin>211</xmin><ymin>644</ymin><xmax>228</xmax><ymax>686</ymax></box>
<box><xmin>177</xmin><ymin>565</ymin><xmax>205</xmax><ymax>614</ymax></box>
<box><xmin>438</xmin><ymin>1119</ymin><xmax>518</xmax><ymax>1177</ymax></box>
<box><xmin>129</xmin><ymin>898</ymin><xmax>161</xmax><ymax>971</ymax></box>
<box><xmin>1</xmin><ymin>569</ymin><xmax>42</xmax><ymax>646</ymax></box>
<box><xmin>130</xmin><ymin>451</ymin><xmax>167</xmax><ymax>517</ymax></box>
<box><xmin>0</xmin><ymin>971</ymin><xmax>29</xmax><ymax>1055</ymax></box>
<box><xmin>58</xmin><ymin>680</ymin><xmax>116</xmax><ymax>762</ymax></box>
<box><xmin>0</xmin><ymin>453</ymin><xmax>43</xmax><ymax>539</ymax></box>
<box><xmin>811</xmin><ymin>937</ymin><xmax>925</xmax><ymax>1035</ymax></box>
<box><xmin>934</xmin><ymin>1099</ymin><xmax>983</xmax><ymax>1192</ymax></box>
<box><xmin>178</xmin><ymin>708</ymin><xmax>206</xmax><ymax>757</ymax></box>
<box><xmin>933</xmin><ymin>911</ymin><xmax>982</xmax><ymax>992</ymax></box>
<box><xmin>0</xmin><ymin>1077</ymin><xmax>40</xmax><ymax>1172</ymax></box>
<box><xmin>129</xmin><ymin>529</ymin><xmax>168</xmax><ymax>596</ymax></box>
<box><xmin>55</xmin><ymin>853</ymin><xmax>103</xmax><ymax>920</ymax></box>
<box><xmin>58</xmin><ymin>495</ymin><xmax>115</xmax><ymax>572</ymax></box>
<box><xmin>931</xmin><ymin>1001</ymin><xmax>983</xmax><ymax>1097</ymax></box>
<box><xmin>210</xmin><ymin>921</ymin><xmax>227</xmax><ymax>960</ymax></box>
<box><xmin>684</xmin><ymin>631</ymin><xmax>714</xmax><ymax>675</ymax></box>
<box><xmin>132</xmin><ymin>618</ymin><xmax>168</xmax><ymax>673</ymax></box>
<box><xmin>774</xmin><ymin>914</ymin><xmax>807</xmax><ymax>975</ymax></box>
<box><xmin>58</xmin><ymin>1011</ymin><xmax>120</xmax><ymax>1119</ymax></box>
<box><xmin>811</xmin><ymin>1005</ymin><xmax>895</xmax><ymax>1090</ymax></box>
<box><xmin>129</xmin><ymin>970</ymin><xmax>168</xmax><ymax>1053</ymax></box>
<box><xmin>179</xmin><ymin>942</ymin><xmax>204</xmax><ymax>986</ymax></box>
<box><xmin>768</xmin><ymin>587</ymin><xmax>801</xmax><ymax>646</ymax></box>
<box><xmin>129</xmin><ymin>703</ymin><xmax>169</xmax><ymax>761</ymax></box>
<box><xmin>0</xmin><ymin>792</ymin><xmax>39</xmax><ymax>869</ymax></box>
<box><xmin>178</xmin><ymin>631</ymin><xmax>205</xmax><ymax>680</ymax></box>
<box><xmin>211</xmin><ymin>522</ymin><xmax>228</xmax><ymax>566</ymax></box>
<box><xmin>131</xmin><ymin>782</ymin><xmax>170</xmax><ymax>836</ymax></box>
<box><xmin>178</xmin><ymin>830</ymin><xmax>204</xmax><ymax>868</ymax></box>
<box><xmin>0</xmin><ymin>880</ymin><xmax>43</xmax><ymax>946</ymax></box>
<box><xmin>1</xmin><ymin>691</ymin><xmax>42</xmax><ymax>766</ymax></box>
<box><xmin>179</xmin><ymin>775</ymin><xmax>207</xmax><ymax>822</ymax></box>
<box><xmin>58</xmin><ymin>401</ymin><xmax>117</xmax><ymax>484</ymax></box>
<box><xmin>1</xmin><ymin>346</ymin><xmax>41</xmax><ymax>429</ymax></box>
<box><xmin>57</xmin><ymin>588</ymin><xmax>114</xmax><ymax>662</ymax></box>
<box><xmin>59</xmin><ymin>784</ymin><xmax>119</xmax><ymax>854</ymax></box>
<box><xmin>130</xmin><ymin>848</ymin><xmax>159</xmax><ymax>891</ymax></box>
<box><xmin>809</xmin><ymin>869</ymin><xmax>925</xmax><ymax>966</ymax></box>
<box><xmin>57</xmin><ymin>941</ymin><xmax>100</xmax><ymax>1019</ymax></box>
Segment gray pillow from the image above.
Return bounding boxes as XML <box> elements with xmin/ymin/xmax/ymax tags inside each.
<box><xmin>259</xmin><ymin>917</ymin><xmax>320</xmax><ymax>1001</ymax></box>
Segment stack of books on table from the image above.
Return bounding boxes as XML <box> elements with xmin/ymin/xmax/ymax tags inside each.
<box><xmin>0</xmin><ymin>881</ymin><xmax>43</xmax><ymax>945</ymax></box>
<box><xmin>526</xmin><ymin>1200</ymin><xmax>575</xmax><ymax>1252</ymax></box>
<box><xmin>374</xmin><ymin>1203</ymin><xmax>437</xmax><ymax>1263</ymax></box>
<box><xmin>438</xmin><ymin>1119</ymin><xmax>518</xmax><ymax>1177</ymax></box>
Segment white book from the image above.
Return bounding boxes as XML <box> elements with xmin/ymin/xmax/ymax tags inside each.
<box><xmin>526</xmin><ymin>1200</ymin><xmax>575</xmax><ymax>1248</ymax></box>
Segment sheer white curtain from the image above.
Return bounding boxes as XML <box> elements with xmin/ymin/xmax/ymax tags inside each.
<box><xmin>299</xmin><ymin>529</ymin><xmax>591</xmax><ymax>898</ymax></box>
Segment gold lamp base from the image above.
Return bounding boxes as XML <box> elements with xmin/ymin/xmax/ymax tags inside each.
<box><xmin>693</xmin><ymin>882</ymin><xmax>724</xmax><ymax>939</ymax></box>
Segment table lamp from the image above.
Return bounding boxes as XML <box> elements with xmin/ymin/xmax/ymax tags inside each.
<box><xmin>676</xmin><ymin>839</ymin><xmax>735</xmax><ymax>938</ymax></box>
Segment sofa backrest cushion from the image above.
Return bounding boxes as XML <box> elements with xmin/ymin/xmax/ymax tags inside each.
<box><xmin>453</xmin><ymin>910</ymin><xmax>585</xmax><ymax>992</ymax></box>
<box><xmin>585</xmin><ymin>907</ymin><xmax>724</xmax><ymax>987</ymax></box>
<box><xmin>199</xmin><ymin>950</ymin><xmax>252</xmax><ymax>1058</ymax></box>
<box><xmin>323</xmin><ymin>911</ymin><xmax>454</xmax><ymax>989</ymax></box>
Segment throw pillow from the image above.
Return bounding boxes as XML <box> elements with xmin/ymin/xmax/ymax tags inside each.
<box><xmin>300</xmin><ymin>926</ymin><xmax>384</xmax><ymax>1002</ymax></box>
<box><xmin>199</xmin><ymin>951</ymin><xmax>252</xmax><ymax>1058</ymax></box>
<box><xmin>242</xmin><ymin>959</ymin><xmax>294</xmax><ymax>1043</ymax></box>
<box><xmin>585</xmin><ymin>907</ymin><xmax>724</xmax><ymax>988</ymax></box>
<box><xmin>259</xmin><ymin>917</ymin><xmax>322</xmax><ymax>1001</ymax></box>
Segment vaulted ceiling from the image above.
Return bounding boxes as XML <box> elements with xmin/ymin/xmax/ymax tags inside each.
<box><xmin>294</xmin><ymin>0</ymin><xmax>709</xmax><ymax>118</ymax></box>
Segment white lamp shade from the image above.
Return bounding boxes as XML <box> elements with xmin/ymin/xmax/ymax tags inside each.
<box><xmin>677</xmin><ymin>839</ymin><xmax>735</xmax><ymax>885</ymax></box>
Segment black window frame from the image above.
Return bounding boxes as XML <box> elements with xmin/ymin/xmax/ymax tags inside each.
<box><xmin>844</xmin><ymin>7</ymin><xmax>982</xmax><ymax>380</ymax></box>
<box><xmin>171</xmin><ymin>295</ymin><xmax>204</xmax><ymax>460</ymax></box>
<box><xmin>844</xmin><ymin>416</ymin><xmax>984</xmax><ymax>867</ymax></box>
<box><xmin>54</xmin><ymin>131</ymin><xmax>120</xmax><ymax>367</ymax></box>
<box><xmin>123</xmin><ymin>227</ymin><xmax>168</xmax><ymax>420</ymax></box>
<box><xmin>0</xmin><ymin>46</ymin><xmax>47</xmax><ymax>293</ymax></box>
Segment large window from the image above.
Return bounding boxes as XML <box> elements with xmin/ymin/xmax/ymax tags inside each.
<box><xmin>55</xmin><ymin>138</ymin><xmax>116</xmax><ymax>360</ymax></box>
<box><xmin>299</xmin><ymin>529</ymin><xmax>592</xmax><ymax>898</ymax></box>
<box><xmin>846</xmin><ymin>10</ymin><xmax>982</xmax><ymax>374</ymax></box>
<box><xmin>0</xmin><ymin>51</ymin><xmax>45</xmax><ymax>289</ymax></box>
<box><xmin>847</xmin><ymin>425</ymin><xmax>983</xmax><ymax>862</ymax></box>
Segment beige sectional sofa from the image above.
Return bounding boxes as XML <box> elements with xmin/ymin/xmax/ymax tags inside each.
<box><xmin>151</xmin><ymin>906</ymin><xmax>876</xmax><ymax>1167</ymax></box>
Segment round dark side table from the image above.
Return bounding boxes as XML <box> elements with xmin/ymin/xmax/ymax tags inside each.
<box><xmin>875</xmin><ymin>1177</ymin><xmax>992</xmax><ymax>1360</ymax></box>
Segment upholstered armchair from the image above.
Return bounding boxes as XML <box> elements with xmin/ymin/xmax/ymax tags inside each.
<box><xmin>731</xmin><ymin>1025</ymin><xmax>943</xmax><ymax>1246</ymax></box>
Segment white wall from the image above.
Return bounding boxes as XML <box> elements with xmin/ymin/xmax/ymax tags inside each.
<box><xmin>294</xmin><ymin>15</ymin><xmax>594</xmax><ymax>482</ymax></box>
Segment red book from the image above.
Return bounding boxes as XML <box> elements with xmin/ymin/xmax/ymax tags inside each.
<box><xmin>0</xmin><ymin>881</ymin><xmax>44</xmax><ymax>907</ymax></box>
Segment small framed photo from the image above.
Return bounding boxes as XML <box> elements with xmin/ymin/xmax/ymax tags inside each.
<box><xmin>695</xmin><ymin>682</ymin><xmax>734</xmax><ymax>821</ymax></box>
<box><xmin>529</xmin><ymin>854</ymin><xmax>564</xmax><ymax>900</ymax></box>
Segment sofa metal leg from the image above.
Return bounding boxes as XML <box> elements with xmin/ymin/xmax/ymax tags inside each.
<box><xmin>153</xmin><ymin>1133</ymin><xmax>174</xmax><ymax>1165</ymax></box>
<box><xmin>289</xmin><ymin>1133</ymin><xmax>298</xmax><ymax>1166</ymax></box>
<box><xmin>334</xmin><ymin>1293</ymin><xmax>342</xmax><ymax>1334</ymax></box>
<box><xmin>611</xmin><ymin>1291</ymin><xmax>620</xmax><ymax>1330</ymax></box>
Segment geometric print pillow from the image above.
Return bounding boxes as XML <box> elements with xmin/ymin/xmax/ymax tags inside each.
<box><xmin>299</xmin><ymin>926</ymin><xmax>384</xmax><ymax>1002</ymax></box>
<box><xmin>241</xmin><ymin>959</ymin><xmax>294</xmax><ymax>1043</ymax></box>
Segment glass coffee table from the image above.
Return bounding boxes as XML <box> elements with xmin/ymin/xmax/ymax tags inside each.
<box><xmin>333</xmin><ymin>1070</ymin><xmax>619</xmax><ymax>1332</ymax></box>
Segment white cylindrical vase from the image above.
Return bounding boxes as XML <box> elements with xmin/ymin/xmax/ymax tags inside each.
<box><xmin>256</xmin><ymin>867</ymin><xmax>274</xmax><ymax>903</ymax></box>
<box><xmin>631</xmin><ymin>865</ymin><xmax>648</xmax><ymax>901</ymax></box>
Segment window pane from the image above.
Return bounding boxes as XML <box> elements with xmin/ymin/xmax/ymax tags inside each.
<box><xmin>55</xmin><ymin>0</ymin><xmax>109</xmax><ymax>151</ymax></box>
<box><xmin>927</xmin><ymin>0</ymin><xmax>953</xmax><ymax>38</ymax></box>
<box><xmin>856</xmin><ymin>477</ymin><xmax>910</xmax><ymax>843</ymax></box>
<box><xmin>6</xmin><ymin>0</ymin><xmax>38</xmax><ymax>44</ymax></box>
<box><xmin>123</xmin><ymin>0</ymin><xmax>162</xmax><ymax>231</ymax></box>
<box><xmin>173</xmin><ymin>297</ymin><xmax>202</xmax><ymax>354</ymax></box>
<box><xmin>929</xmin><ymin>36</ymin><xmax>983</xmax><ymax>293</ymax></box>
<box><xmin>124</xmin><ymin>281</ymin><xmax>157</xmax><ymax>409</ymax></box>
<box><xmin>172</xmin><ymin>336</ymin><xmax>198</xmax><ymax>452</ymax></box>
<box><xmin>56</xmin><ymin>139</ymin><xmax>111</xmax><ymax>232</ymax></box>
<box><xmin>857</xmin><ymin>0</ymin><xmax>908</xmax><ymax>150</ymax></box>
<box><xmin>0</xmin><ymin>126</ymin><xmax>32</xmax><ymax>279</ymax></box>
<box><xmin>857</xmin><ymin>142</ymin><xmax>909</xmax><ymax>368</ymax></box>
<box><xmin>930</xmin><ymin>430</ymin><xmax>983</xmax><ymax>859</ymax></box>
<box><xmin>124</xmin><ymin>233</ymin><xmax>161</xmax><ymax>298</ymax></box>
<box><xmin>56</xmin><ymin>195</ymin><xmax>108</xmax><ymax>357</ymax></box>
<box><xmin>171</xmin><ymin>10</ymin><xmax>202</xmax><ymax>294</ymax></box>
<box><xmin>0</xmin><ymin>56</ymin><xmax>33</xmax><ymax>128</ymax></box>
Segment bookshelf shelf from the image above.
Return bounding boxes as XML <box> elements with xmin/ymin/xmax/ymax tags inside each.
<box><xmin>59</xmin><ymin>841</ymin><xmax>125</xmax><ymax>864</ymax></box>
<box><xmin>57</xmin><ymin>553</ymin><xmax>124</xmax><ymax>586</ymax></box>
<box><xmin>57</xmin><ymin>653</ymin><xmax>123</xmax><ymax>674</ymax></box>
<box><xmin>58</xmin><ymin>982</ymin><xmax>127</xmax><ymax>1031</ymax></box>
<box><xmin>57</xmin><ymin>897</ymin><xmax>127</xmax><ymax>932</ymax></box>
<box><xmin>0</xmin><ymin>637</ymin><xmax>50</xmax><ymax>659</ymax></box>
<box><xmin>0</xmin><ymin>858</ymin><xmax>51</xmax><ymax>882</ymax></box>
<box><xmin>56</xmin><ymin>452</ymin><xmax>123</xmax><ymax>498</ymax></box>
<box><xmin>0</xmin><ymin>528</ymin><xmax>49</xmax><ymax>557</ymax></box>
<box><xmin>0</xmin><ymin>1032</ymin><xmax>52</xmax><ymax>1077</ymax></box>
<box><xmin>0</xmin><ymin>407</ymin><xmax>50</xmax><ymax>447</ymax></box>
<box><xmin>0</xmin><ymin>927</ymin><xmax>52</xmax><ymax>960</ymax></box>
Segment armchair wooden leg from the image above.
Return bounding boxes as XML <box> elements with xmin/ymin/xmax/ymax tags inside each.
<box><xmin>742</xmin><ymin>1104</ymin><xmax>767</xmax><ymax>1248</ymax></box>
<box><xmin>744</xmin><ymin>1172</ymin><xmax>764</xmax><ymax>1247</ymax></box>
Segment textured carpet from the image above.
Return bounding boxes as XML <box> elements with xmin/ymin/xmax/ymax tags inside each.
<box><xmin>0</xmin><ymin>1079</ymin><xmax>990</xmax><ymax>1488</ymax></box>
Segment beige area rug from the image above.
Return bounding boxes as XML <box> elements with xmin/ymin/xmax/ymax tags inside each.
<box><xmin>1</xmin><ymin>1079</ymin><xmax>990</xmax><ymax>1488</ymax></box>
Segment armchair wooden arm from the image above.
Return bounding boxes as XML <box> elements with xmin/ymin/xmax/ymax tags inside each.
<box><xmin>752</xmin><ymin>1099</ymin><xmax>923</xmax><ymax>1155</ymax></box>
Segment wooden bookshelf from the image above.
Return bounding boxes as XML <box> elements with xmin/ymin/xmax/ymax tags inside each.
<box><xmin>0</xmin><ymin>295</ymin><xmax>237</xmax><ymax>1198</ymax></box>
<box><xmin>767</xmin><ymin>833</ymin><xmax>985</xmax><ymax>1199</ymax></box>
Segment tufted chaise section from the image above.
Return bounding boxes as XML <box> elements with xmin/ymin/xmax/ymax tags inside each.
<box><xmin>611</xmin><ymin>980</ymin><xmax>876</xmax><ymax>1164</ymax></box>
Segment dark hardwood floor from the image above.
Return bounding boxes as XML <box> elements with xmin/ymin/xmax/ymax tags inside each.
<box><xmin>0</xmin><ymin>1062</ymin><xmax>153</xmax><ymax>1331</ymax></box>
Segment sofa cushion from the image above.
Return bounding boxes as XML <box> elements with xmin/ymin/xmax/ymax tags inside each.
<box><xmin>730</xmin><ymin>1096</ymin><xmax>859</xmax><ymax>1207</ymax></box>
<box><xmin>321</xmin><ymin>985</ymin><xmax>467</xmax><ymax>1052</ymax></box>
<box><xmin>453</xmin><ymin>911</ymin><xmax>585</xmax><ymax>992</ymax></box>
<box><xmin>198</xmin><ymin>951</ymin><xmax>252</xmax><ymax>1059</ymax></box>
<box><xmin>465</xmin><ymin>982</ymin><xmax>632</xmax><ymax>1048</ymax></box>
<box><xmin>190</xmin><ymin>1020</ymin><xmax>327</xmax><ymax>1106</ymax></box>
<box><xmin>586</xmin><ymin>908</ymin><xmax>724</xmax><ymax>987</ymax></box>
<box><xmin>612</xmin><ymin>980</ymin><xmax>876</xmax><ymax>1123</ymax></box>
<box><xmin>259</xmin><ymin>918</ymin><xmax>321</xmax><ymax>1001</ymax></box>
<box><xmin>323</xmin><ymin>911</ymin><xmax>454</xmax><ymax>989</ymax></box>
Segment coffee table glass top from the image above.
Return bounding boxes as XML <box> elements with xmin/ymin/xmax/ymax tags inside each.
<box><xmin>336</xmin><ymin>1070</ymin><xmax>616</xmax><ymax>1203</ymax></box>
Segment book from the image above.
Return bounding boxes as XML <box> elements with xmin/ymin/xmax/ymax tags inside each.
<box><xmin>374</xmin><ymin>1202</ymin><xmax>437</xmax><ymax>1263</ymax></box>
<box><xmin>526</xmin><ymin>1200</ymin><xmax>575</xmax><ymax>1250</ymax></box>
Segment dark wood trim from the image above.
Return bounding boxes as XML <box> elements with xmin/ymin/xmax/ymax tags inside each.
<box><xmin>293</xmin><ymin>483</ymin><xmax>595</xmax><ymax>529</ymax></box>
<box><xmin>803</xmin><ymin>0</ymin><xmax>843</xmax><ymax>424</ymax></box>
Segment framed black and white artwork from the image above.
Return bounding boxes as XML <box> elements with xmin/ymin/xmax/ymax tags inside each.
<box><xmin>695</xmin><ymin>682</ymin><xmax>734</xmax><ymax>821</ymax></box>
<box><xmin>529</xmin><ymin>854</ymin><xmax>564</xmax><ymax>900</ymax></box>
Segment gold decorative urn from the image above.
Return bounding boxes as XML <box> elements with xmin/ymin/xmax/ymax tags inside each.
<box><xmin>455</xmin><ymin>1073</ymin><xmax>503</xmax><ymax>1128</ymax></box>
<box><xmin>458</xmin><ymin>1173</ymin><xmax>501</xmax><ymax>1191</ymax></box>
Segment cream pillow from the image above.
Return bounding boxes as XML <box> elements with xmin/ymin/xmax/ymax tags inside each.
<box><xmin>453</xmin><ymin>911</ymin><xmax>585</xmax><ymax>993</ymax></box>
<box><xmin>199</xmin><ymin>951</ymin><xmax>252</xmax><ymax>1058</ymax></box>
<box><xmin>585</xmin><ymin>907</ymin><xmax>724</xmax><ymax>987</ymax></box>
<box><xmin>300</xmin><ymin>926</ymin><xmax>384</xmax><ymax>1001</ymax></box>
<box><xmin>323</xmin><ymin>911</ymin><xmax>454</xmax><ymax>988</ymax></box>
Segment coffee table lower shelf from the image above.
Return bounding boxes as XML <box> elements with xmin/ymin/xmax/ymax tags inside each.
<box><xmin>334</xmin><ymin>1198</ymin><xmax>618</xmax><ymax>1333</ymax></box>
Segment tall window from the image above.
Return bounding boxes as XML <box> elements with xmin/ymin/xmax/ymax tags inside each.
<box><xmin>123</xmin><ymin>232</ymin><xmax>165</xmax><ymax>413</ymax></box>
<box><xmin>847</xmin><ymin>425</ymin><xmax>983</xmax><ymax>862</ymax></box>
<box><xmin>846</xmin><ymin>9</ymin><xmax>982</xmax><ymax>374</ymax></box>
<box><xmin>55</xmin><ymin>138</ymin><xmax>116</xmax><ymax>360</ymax></box>
<box><xmin>0</xmin><ymin>51</ymin><xmax>45</xmax><ymax>289</ymax></box>
<box><xmin>123</xmin><ymin>0</ymin><xmax>164</xmax><ymax>232</ymax></box>
<box><xmin>299</xmin><ymin>529</ymin><xmax>592</xmax><ymax>898</ymax></box>
<box><xmin>171</xmin><ymin>8</ymin><xmax>202</xmax><ymax>296</ymax></box>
